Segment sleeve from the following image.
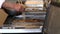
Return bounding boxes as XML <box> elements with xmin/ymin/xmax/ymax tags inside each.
<box><xmin>0</xmin><ymin>0</ymin><xmax>5</xmax><ymax>8</ymax></box>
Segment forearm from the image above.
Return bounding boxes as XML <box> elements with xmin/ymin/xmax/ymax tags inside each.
<box><xmin>2</xmin><ymin>2</ymin><xmax>15</xmax><ymax>9</ymax></box>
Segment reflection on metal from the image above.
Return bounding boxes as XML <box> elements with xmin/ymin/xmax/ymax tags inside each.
<box><xmin>0</xmin><ymin>29</ymin><xmax>42</xmax><ymax>33</ymax></box>
<box><xmin>1</xmin><ymin>26</ymin><xmax>43</xmax><ymax>33</ymax></box>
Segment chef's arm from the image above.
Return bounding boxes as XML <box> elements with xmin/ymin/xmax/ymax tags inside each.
<box><xmin>2</xmin><ymin>2</ymin><xmax>24</xmax><ymax>11</ymax></box>
<box><xmin>2</xmin><ymin>2</ymin><xmax>14</xmax><ymax>9</ymax></box>
<box><xmin>0</xmin><ymin>0</ymin><xmax>24</xmax><ymax>11</ymax></box>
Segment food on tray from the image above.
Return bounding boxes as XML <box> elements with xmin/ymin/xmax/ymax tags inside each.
<box><xmin>25</xmin><ymin>0</ymin><xmax>44</xmax><ymax>7</ymax></box>
<box><xmin>25</xmin><ymin>0</ymin><xmax>44</xmax><ymax>11</ymax></box>
<box><xmin>25</xmin><ymin>19</ymin><xmax>44</xmax><ymax>22</ymax></box>
<box><xmin>13</xmin><ymin>19</ymin><xmax>44</xmax><ymax>23</ymax></box>
<box><xmin>12</xmin><ymin>19</ymin><xmax>25</xmax><ymax>23</ymax></box>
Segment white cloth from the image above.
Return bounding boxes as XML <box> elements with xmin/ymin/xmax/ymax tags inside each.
<box><xmin>0</xmin><ymin>0</ymin><xmax>5</xmax><ymax>8</ymax></box>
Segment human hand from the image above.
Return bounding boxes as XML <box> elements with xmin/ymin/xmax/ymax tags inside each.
<box><xmin>2</xmin><ymin>2</ymin><xmax>25</xmax><ymax>12</ymax></box>
<box><xmin>13</xmin><ymin>3</ymin><xmax>25</xmax><ymax>12</ymax></box>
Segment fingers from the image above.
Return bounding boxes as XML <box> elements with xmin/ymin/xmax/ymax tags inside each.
<box><xmin>16</xmin><ymin>4</ymin><xmax>25</xmax><ymax>12</ymax></box>
<box><xmin>7</xmin><ymin>3</ymin><xmax>25</xmax><ymax>12</ymax></box>
<box><xmin>13</xmin><ymin>4</ymin><xmax>21</xmax><ymax>11</ymax></box>
<box><xmin>19</xmin><ymin>5</ymin><xmax>25</xmax><ymax>12</ymax></box>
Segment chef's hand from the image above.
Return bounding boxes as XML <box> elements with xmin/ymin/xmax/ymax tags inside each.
<box><xmin>2</xmin><ymin>2</ymin><xmax>25</xmax><ymax>12</ymax></box>
<box><xmin>14</xmin><ymin>3</ymin><xmax>25</xmax><ymax>12</ymax></box>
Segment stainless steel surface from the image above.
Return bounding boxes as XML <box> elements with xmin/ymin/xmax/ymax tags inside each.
<box><xmin>1</xmin><ymin>25</ymin><xmax>43</xmax><ymax>33</ymax></box>
<box><xmin>25</xmin><ymin>15</ymin><xmax>46</xmax><ymax>20</ymax></box>
<box><xmin>0</xmin><ymin>29</ymin><xmax>42</xmax><ymax>33</ymax></box>
<box><xmin>25</xmin><ymin>11</ymin><xmax>46</xmax><ymax>15</ymax></box>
